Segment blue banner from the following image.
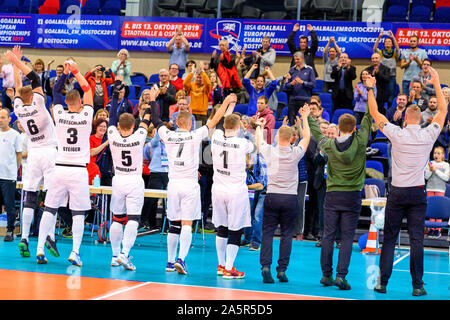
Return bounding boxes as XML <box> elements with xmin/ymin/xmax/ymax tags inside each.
<box><xmin>0</xmin><ymin>14</ymin><xmax>34</xmax><ymax>47</ymax></box>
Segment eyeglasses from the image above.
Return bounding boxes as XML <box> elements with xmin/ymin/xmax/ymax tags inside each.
<box><xmin>170</xmin><ymin>67</ymin><xmax>179</xmax><ymax>70</ymax></box>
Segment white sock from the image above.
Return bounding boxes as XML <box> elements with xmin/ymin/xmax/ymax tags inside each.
<box><xmin>36</xmin><ymin>211</ymin><xmax>54</xmax><ymax>255</ymax></box>
<box><xmin>109</xmin><ymin>221</ymin><xmax>123</xmax><ymax>257</ymax></box>
<box><xmin>21</xmin><ymin>207</ymin><xmax>34</xmax><ymax>241</ymax></box>
<box><xmin>167</xmin><ymin>232</ymin><xmax>179</xmax><ymax>264</ymax></box>
<box><xmin>225</xmin><ymin>244</ymin><xmax>239</xmax><ymax>271</ymax></box>
<box><xmin>216</xmin><ymin>236</ymin><xmax>227</xmax><ymax>267</ymax></box>
<box><xmin>48</xmin><ymin>214</ymin><xmax>57</xmax><ymax>241</ymax></box>
<box><xmin>121</xmin><ymin>220</ymin><xmax>138</xmax><ymax>256</ymax></box>
<box><xmin>71</xmin><ymin>215</ymin><xmax>85</xmax><ymax>254</ymax></box>
<box><xmin>178</xmin><ymin>225</ymin><xmax>192</xmax><ymax>261</ymax></box>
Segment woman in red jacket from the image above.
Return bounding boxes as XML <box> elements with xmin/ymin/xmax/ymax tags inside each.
<box><xmin>85</xmin><ymin>65</ymin><xmax>115</xmax><ymax>113</ymax></box>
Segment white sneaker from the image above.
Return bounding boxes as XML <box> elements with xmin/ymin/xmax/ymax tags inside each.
<box><xmin>111</xmin><ymin>256</ymin><xmax>121</xmax><ymax>267</ymax></box>
<box><xmin>68</xmin><ymin>251</ymin><xmax>82</xmax><ymax>267</ymax></box>
<box><xmin>118</xmin><ymin>253</ymin><xmax>136</xmax><ymax>271</ymax></box>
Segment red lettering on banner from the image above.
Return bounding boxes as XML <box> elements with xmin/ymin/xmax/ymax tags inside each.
<box><xmin>121</xmin><ymin>22</ymin><xmax>203</xmax><ymax>39</ymax></box>
<box><xmin>395</xmin><ymin>28</ymin><xmax>450</xmax><ymax>46</ymax></box>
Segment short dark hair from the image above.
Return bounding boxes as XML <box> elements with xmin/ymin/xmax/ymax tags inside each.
<box><xmin>186</xmin><ymin>60</ymin><xmax>196</xmax><ymax>68</ymax></box>
<box><xmin>422</xmin><ymin>58</ymin><xmax>432</xmax><ymax>65</ymax></box>
<box><xmin>257</xmin><ymin>96</ymin><xmax>268</xmax><ymax>104</ymax></box>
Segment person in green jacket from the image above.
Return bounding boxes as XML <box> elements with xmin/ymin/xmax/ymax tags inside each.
<box><xmin>307</xmin><ymin>104</ymin><xmax>372</xmax><ymax>290</ymax></box>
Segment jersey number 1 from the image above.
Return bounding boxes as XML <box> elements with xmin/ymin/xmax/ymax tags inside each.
<box><xmin>219</xmin><ymin>150</ymin><xmax>228</xmax><ymax>169</ymax></box>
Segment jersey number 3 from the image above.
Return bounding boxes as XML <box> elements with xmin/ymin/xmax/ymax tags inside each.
<box><xmin>66</xmin><ymin>128</ymin><xmax>78</xmax><ymax>144</ymax></box>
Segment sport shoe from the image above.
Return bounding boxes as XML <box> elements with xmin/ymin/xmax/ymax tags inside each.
<box><xmin>277</xmin><ymin>271</ymin><xmax>288</xmax><ymax>282</ymax></box>
<box><xmin>336</xmin><ymin>241</ymin><xmax>342</xmax><ymax>249</ymax></box>
<box><xmin>412</xmin><ymin>287</ymin><xmax>427</xmax><ymax>296</ymax></box>
<box><xmin>68</xmin><ymin>251</ymin><xmax>82</xmax><ymax>267</ymax></box>
<box><xmin>166</xmin><ymin>262</ymin><xmax>176</xmax><ymax>272</ymax></box>
<box><xmin>174</xmin><ymin>258</ymin><xmax>188</xmax><ymax>275</ymax></box>
<box><xmin>118</xmin><ymin>253</ymin><xmax>136</xmax><ymax>271</ymax></box>
<box><xmin>223</xmin><ymin>267</ymin><xmax>245</xmax><ymax>279</ymax></box>
<box><xmin>320</xmin><ymin>276</ymin><xmax>334</xmax><ymax>286</ymax></box>
<box><xmin>261</xmin><ymin>267</ymin><xmax>274</xmax><ymax>283</ymax></box>
<box><xmin>4</xmin><ymin>230</ymin><xmax>13</xmax><ymax>242</ymax></box>
<box><xmin>374</xmin><ymin>283</ymin><xmax>387</xmax><ymax>294</ymax></box>
<box><xmin>45</xmin><ymin>235</ymin><xmax>60</xmax><ymax>257</ymax></box>
<box><xmin>240</xmin><ymin>239</ymin><xmax>251</xmax><ymax>247</ymax></box>
<box><xmin>316</xmin><ymin>240</ymin><xmax>322</xmax><ymax>247</ymax></box>
<box><xmin>37</xmin><ymin>253</ymin><xmax>47</xmax><ymax>264</ymax></box>
<box><xmin>111</xmin><ymin>256</ymin><xmax>121</xmax><ymax>267</ymax></box>
<box><xmin>249</xmin><ymin>243</ymin><xmax>260</xmax><ymax>251</ymax></box>
<box><xmin>217</xmin><ymin>264</ymin><xmax>225</xmax><ymax>276</ymax></box>
<box><xmin>18</xmin><ymin>238</ymin><xmax>30</xmax><ymax>258</ymax></box>
<box><xmin>334</xmin><ymin>277</ymin><xmax>351</xmax><ymax>290</ymax></box>
<box><xmin>62</xmin><ymin>227</ymin><xmax>72</xmax><ymax>238</ymax></box>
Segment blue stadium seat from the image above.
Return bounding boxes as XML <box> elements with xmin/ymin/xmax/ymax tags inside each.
<box><xmin>364</xmin><ymin>178</ymin><xmax>386</xmax><ymax>197</ymax></box>
<box><xmin>275</xmin><ymin>120</ymin><xmax>283</xmax><ymax>129</ymax></box>
<box><xmin>280</xmin><ymin>106</ymin><xmax>288</xmax><ymax>119</ymax></box>
<box><xmin>234</xmin><ymin>104</ymin><xmax>248</xmax><ymax>115</ymax></box>
<box><xmin>19</xmin><ymin>0</ymin><xmax>39</xmax><ymax>13</ymax></box>
<box><xmin>411</xmin><ymin>0</ymin><xmax>434</xmax><ymax>10</ymax></box>
<box><xmin>130</xmin><ymin>74</ymin><xmax>147</xmax><ymax>87</ymax></box>
<box><xmin>101</xmin><ymin>0</ymin><xmax>121</xmax><ymax>15</ymax></box>
<box><xmin>45</xmin><ymin>95</ymin><xmax>52</xmax><ymax>110</ymax></box>
<box><xmin>331</xmin><ymin>108</ymin><xmax>353</xmax><ymax>124</ymax></box>
<box><xmin>366</xmin><ymin>160</ymin><xmax>384</xmax><ymax>175</ymax></box>
<box><xmin>425</xmin><ymin>196</ymin><xmax>450</xmax><ymax>229</ymax></box>
<box><xmin>82</xmin><ymin>0</ymin><xmax>101</xmax><ymax>14</ymax></box>
<box><xmin>318</xmin><ymin>93</ymin><xmax>332</xmax><ymax>109</ymax></box>
<box><xmin>370</xmin><ymin>142</ymin><xmax>388</xmax><ymax>157</ymax></box>
<box><xmin>277</xmin><ymin>91</ymin><xmax>287</xmax><ymax>107</ymax></box>
<box><xmin>433</xmin><ymin>7</ymin><xmax>450</xmax><ymax>23</ymax></box>
<box><xmin>61</xmin><ymin>0</ymin><xmax>80</xmax><ymax>13</ymax></box>
<box><xmin>3</xmin><ymin>0</ymin><xmax>19</xmax><ymax>12</ymax></box>
<box><xmin>148</xmin><ymin>73</ymin><xmax>160</xmax><ymax>84</ymax></box>
<box><xmin>322</xmin><ymin>110</ymin><xmax>330</xmax><ymax>122</ymax></box>
<box><xmin>128</xmin><ymin>85</ymin><xmax>137</xmax><ymax>99</ymax></box>
<box><xmin>408</xmin><ymin>5</ymin><xmax>431</xmax><ymax>22</ymax></box>
<box><xmin>313</xmin><ymin>79</ymin><xmax>323</xmax><ymax>93</ymax></box>
<box><xmin>388</xmin><ymin>0</ymin><xmax>410</xmax><ymax>10</ymax></box>
<box><xmin>373</xmin><ymin>130</ymin><xmax>388</xmax><ymax>142</ymax></box>
<box><xmin>384</xmin><ymin>5</ymin><xmax>407</xmax><ymax>22</ymax></box>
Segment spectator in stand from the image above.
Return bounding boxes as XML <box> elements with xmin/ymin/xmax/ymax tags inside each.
<box><xmin>169</xmin><ymin>63</ymin><xmax>183</xmax><ymax>92</ymax></box>
<box><xmin>400</xmin><ymin>35</ymin><xmax>428</xmax><ymax>95</ymax></box>
<box><xmin>0</xmin><ymin>108</ymin><xmax>22</xmax><ymax>242</ymax></box>
<box><xmin>411</xmin><ymin>59</ymin><xmax>435</xmax><ymax>100</ymax></box>
<box><xmin>208</xmin><ymin>71</ymin><xmax>223</xmax><ymax>109</ymax></box>
<box><xmin>94</xmin><ymin>108</ymin><xmax>109</xmax><ymax>121</ymax></box>
<box><xmin>0</xmin><ymin>55</ymin><xmax>25</xmax><ymax>111</ymax></box>
<box><xmin>243</xmin><ymin>65</ymin><xmax>277</xmax><ymax>117</ymax></box>
<box><xmin>288</xmin><ymin>23</ymin><xmax>319</xmax><ymax>77</ymax></box>
<box><xmin>327</xmin><ymin>123</ymin><xmax>338</xmax><ymax>138</ymax></box>
<box><xmin>105</xmin><ymin>83</ymin><xmax>134</xmax><ymax>117</ymax></box>
<box><xmin>408</xmin><ymin>80</ymin><xmax>429</xmax><ymax>111</ymax></box>
<box><xmin>354</xmin><ymin>70</ymin><xmax>377</xmax><ymax>124</ymax></box>
<box><xmin>210</xmin><ymin>39</ymin><xmax>242</xmax><ymax>97</ymax></box>
<box><xmin>182</xmin><ymin>60</ymin><xmax>196</xmax><ymax>81</ymax></box>
<box><xmin>155</xmin><ymin>69</ymin><xmax>176</xmax><ymax>122</ymax></box>
<box><xmin>365</xmin><ymin>53</ymin><xmax>390</xmax><ymax>114</ymax></box>
<box><xmin>88</xmin><ymin>119</ymin><xmax>113</xmax><ymax>186</ymax></box>
<box><xmin>249</xmin><ymin>96</ymin><xmax>275</xmax><ymax>144</ymax></box>
<box><xmin>111</xmin><ymin>49</ymin><xmax>132</xmax><ymax>86</ymax></box>
<box><xmin>322</xmin><ymin>37</ymin><xmax>341</xmax><ymax>93</ymax></box>
<box><xmin>243</xmin><ymin>36</ymin><xmax>276</xmax><ymax>78</ymax></box>
<box><xmin>183</xmin><ymin>65</ymin><xmax>211</xmax><ymax>126</ymax></box>
<box><xmin>48</xmin><ymin>64</ymin><xmax>64</xmax><ymax>99</ymax></box>
<box><xmin>170</xmin><ymin>97</ymin><xmax>196</xmax><ymax>131</ymax></box>
<box><xmin>169</xmin><ymin>89</ymin><xmax>191</xmax><ymax>117</ymax></box>
<box><xmin>167</xmin><ymin>27</ymin><xmax>190</xmax><ymax>76</ymax></box>
<box><xmin>330</xmin><ymin>53</ymin><xmax>356</xmax><ymax>113</ymax></box>
<box><xmin>135</xmin><ymin>102</ymin><xmax>150</xmax><ymax>130</ymax></box>
<box><xmin>284</xmin><ymin>51</ymin><xmax>316</xmax><ymax>125</ymax></box>
<box><xmin>309</xmin><ymin>101</ymin><xmax>324</xmax><ymax>123</ymax></box>
<box><xmin>420</xmin><ymin>96</ymin><xmax>438</xmax><ymax>128</ymax></box>
<box><xmin>33</xmin><ymin>58</ymin><xmax>53</xmax><ymax>96</ymax></box>
<box><xmin>387</xmin><ymin>94</ymin><xmax>408</xmax><ymax>127</ymax></box>
<box><xmin>373</xmin><ymin>30</ymin><xmax>400</xmax><ymax>108</ymax></box>
<box><xmin>85</xmin><ymin>64</ymin><xmax>115</xmax><ymax>113</ymax></box>
<box><xmin>424</xmin><ymin>146</ymin><xmax>449</xmax><ymax>239</ymax></box>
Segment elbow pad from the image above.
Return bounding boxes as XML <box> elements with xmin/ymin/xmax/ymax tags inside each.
<box><xmin>26</xmin><ymin>71</ymin><xmax>42</xmax><ymax>89</ymax></box>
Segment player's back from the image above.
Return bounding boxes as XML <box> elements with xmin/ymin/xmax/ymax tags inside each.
<box><xmin>211</xmin><ymin>129</ymin><xmax>254</xmax><ymax>190</ymax></box>
<box><xmin>14</xmin><ymin>93</ymin><xmax>57</xmax><ymax>148</ymax></box>
<box><xmin>53</xmin><ymin>104</ymin><xmax>93</xmax><ymax>165</ymax></box>
<box><xmin>108</xmin><ymin>126</ymin><xmax>147</xmax><ymax>176</ymax></box>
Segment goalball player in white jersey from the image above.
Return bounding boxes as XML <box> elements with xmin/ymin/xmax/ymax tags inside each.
<box><xmin>5</xmin><ymin>47</ymin><xmax>59</xmax><ymax>258</ymax></box>
<box><xmin>149</xmin><ymin>87</ymin><xmax>235</xmax><ymax>275</ymax></box>
<box><xmin>107</xmin><ymin>77</ymin><xmax>152</xmax><ymax>271</ymax></box>
<box><xmin>211</xmin><ymin>112</ymin><xmax>256</xmax><ymax>280</ymax></box>
<box><xmin>35</xmin><ymin>60</ymin><xmax>94</xmax><ymax>266</ymax></box>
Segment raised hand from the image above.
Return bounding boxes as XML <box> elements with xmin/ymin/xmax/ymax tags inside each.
<box><xmin>63</xmin><ymin>61</ymin><xmax>71</xmax><ymax>74</ymax></box>
<box><xmin>365</xmin><ymin>75</ymin><xmax>377</xmax><ymax>88</ymax></box>
<box><xmin>307</xmin><ymin>24</ymin><xmax>313</xmax><ymax>32</ymax></box>
<box><xmin>12</xmin><ymin>45</ymin><xmax>22</xmax><ymax>59</ymax></box>
<box><xmin>293</xmin><ymin>23</ymin><xmax>300</xmax><ymax>32</ymax></box>
<box><xmin>299</xmin><ymin>103</ymin><xmax>311</xmax><ymax>118</ymax></box>
<box><xmin>4</xmin><ymin>50</ymin><xmax>16</xmax><ymax>63</ymax></box>
<box><xmin>282</xmin><ymin>116</ymin><xmax>289</xmax><ymax>126</ymax></box>
<box><xmin>149</xmin><ymin>86</ymin><xmax>160</xmax><ymax>101</ymax></box>
<box><xmin>428</xmin><ymin>67</ymin><xmax>440</xmax><ymax>87</ymax></box>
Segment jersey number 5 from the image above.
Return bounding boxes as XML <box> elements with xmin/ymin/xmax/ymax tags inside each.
<box><xmin>121</xmin><ymin>150</ymin><xmax>132</xmax><ymax>167</ymax></box>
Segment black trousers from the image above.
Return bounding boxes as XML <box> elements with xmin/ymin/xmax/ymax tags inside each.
<box><xmin>287</xmin><ymin>99</ymin><xmax>306</xmax><ymax>126</ymax></box>
<box><xmin>0</xmin><ymin>179</ymin><xmax>16</xmax><ymax>231</ymax></box>
<box><xmin>141</xmin><ymin>172</ymin><xmax>168</xmax><ymax>227</ymax></box>
<box><xmin>379</xmin><ymin>185</ymin><xmax>427</xmax><ymax>289</ymax></box>
<box><xmin>321</xmin><ymin>191</ymin><xmax>361</xmax><ymax>278</ymax></box>
<box><xmin>332</xmin><ymin>89</ymin><xmax>353</xmax><ymax>114</ymax></box>
<box><xmin>260</xmin><ymin>193</ymin><xmax>298</xmax><ymax>272</ymax></box>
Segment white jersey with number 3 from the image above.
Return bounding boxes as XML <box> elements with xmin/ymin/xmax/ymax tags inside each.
<box><xmin>14</xmin><ymin>93</ymin><xmax>57</xmax><ymax>149</ymax></box>
<box><xmin>53</xmin><ymin>104</ymin><xmax>93</xmax><ymax>165</ymax></box>
<box><xmin>108</xmin><ymin>126</ymin><xmax>147</xmax><ymax>176</ymax></box>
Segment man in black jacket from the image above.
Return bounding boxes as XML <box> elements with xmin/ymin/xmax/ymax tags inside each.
<box><xmin>365</xmin><ymin>53</ymin><xmax>391</xmax><ymax>115</ymax></box>
<box><xmin>330</xmin><ymin>53</ymin><xmax>356</xmax><ymax>113</ymax></box>
<box><xmin>155</xmin><ymin>69</ymin><xmax>176</xmax><ymax>122</ymax></box>
<box><xmin>288</xmin><ymin>23</ymin><xmax>319</xmax><ymax>78</ymax></box>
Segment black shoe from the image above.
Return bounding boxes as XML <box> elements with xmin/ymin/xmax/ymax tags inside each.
<box><xmin>315</xmin><ymin>240</ymin><xmax>322</xmax><ymax>247</ymax></box>
<box><xmin>336</xmin><ymin>241</ymin><xmax>342</xmax><ymax>249</ymax></box>
<box><xmin>305</xmin><ymin>233</ymin><xmax>317</xmax><ymax>241</ymax></box>
<box><xmin>277</xmin><ymin>271</ymin><xmax>288</xmax><ymax>282</ymax></box>
<box><xmin>412</xmin><ymin>287</ymin><xmax>427</xmax><ymax>297</ymax></box>
<box><xmin>240</xmin><ymin>239</ymin><xmax>251</xmax><ymax>247</ymax></box>
<box><xmin>334</xmin><ymin>277</ymin><xmax>351</xmax><ymax>290</ymax></box>
<box><xmin>62</xmin><ymin>227</ymin><xmax>72</xmax><ymax>238</ymax></box>
<box><xmin>320</xmin><ymin>276</ymin><xmax>334</xmax><ymax>286</ymax></box>
<box><xmin>262</xmin><ymin>267</ymin><xmax>274</xmax><ymax>283</ymax></box>
<box><xmin>374</xmin><ymin>284</ymin><xmax>387</xmax><ymax>294</ymax></box>
<box><xmin>18</xmin><ymin>238</ymin><xmax>30</xmax><ymax>257</ymax></box>
<box><xmin>4</xmin><ymin>230</ymin><xmax>14</xmax><ymax>242</ymax></box>
<box><xmin>45</xmin><ymin>235</ymin><xmax>60</xmax><ymax>257</ymax></box>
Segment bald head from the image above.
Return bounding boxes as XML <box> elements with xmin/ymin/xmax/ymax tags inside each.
<box><xmin>371</xmin><ymin>53</ymin><xmax>381</xmax><ymax>66</ymax></box>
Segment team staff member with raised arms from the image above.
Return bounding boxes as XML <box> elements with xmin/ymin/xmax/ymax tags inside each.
<box><xmin>107</xmin><ymin>76</ymin><xmax>152</xmax><ymax>271</ymax></box>
<box><xmin>35</xmin><ymin>59</ymin><xmax>94</xmax><ymax>267</ymax></box>
<box><xmin>148</xmin><ymin>87</ymin><xmax>234</xmax><ymax>275</ymax></box>
<box><xmin>5</xmin><ymin>46</ymin><xmax>59</xmax><ymax>259</ymax></box>
<box><xmin>367</xmin><ymin>68</ymin><xmax>448</xmax><ymax>297</ymax></box>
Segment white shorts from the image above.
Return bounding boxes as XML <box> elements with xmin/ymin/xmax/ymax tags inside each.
<box><xmin>166</xmin><ymin>179</ymin><xmax>201</xmax><ymax>221</ymax></box>
<box><xmin>22</xmin><ymin>147</ymin><xmax>57</xmax><ymax>192</ymax></box>
<box><xmin>211</xmin><ymin>185</ymin><xmax>251</xmax><ymax>231</ymax></box>
<box><xmin>44</xmin><ymin>165</ymin><xmax>91</xmax><ymax>211</ymax></box>
<box><xmin>110</xmin><ymin>175</ymin><xmax>144</xmax><ymax>216</ymax></box>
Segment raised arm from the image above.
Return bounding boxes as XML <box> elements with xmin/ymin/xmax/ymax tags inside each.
<box><xmin>298</xmin><ymin>105</ymin><xmax>311</xmax><ymax>151</ymax></box>
<box><xmin>366</xmin><ymin>75</ymin><xmax>388</xmax><ymax>132</ymax></box>
<box><xmin>69</xmin><ymin>61</ymin><xmax>93</xmax><ymax>106</ymax></box>
<box><xmin>206</xmin><ymin>93</ymin><xmax>237</xmax><ymax>130</ymax></box>
<box><xmin>428</xmin><ymin>67</ymin><xmax>448</xmax><ymax>130</ymax></box>
<box><xmin>244</xmin><ymin>64</ymin><xmax>258</xmax><ymax>79</ymax></box>
<box><xmin>373</xmin><ymin>31</ymin><xmax>383</xmax><ymax>53</ymax></box>
<box><xmin>6</xmin><ymin>46</ymin><xmax>43</xmax><ymax>96</ymax></box>
<box><xmin>148</xmin><ymin>86</ymin><xmax>163</xmax><ymax>129</ymax></box>
<box><xmin>108</xmin><ymin>77</ymin><xmax>124</xmax><ymax>127</ymax></box>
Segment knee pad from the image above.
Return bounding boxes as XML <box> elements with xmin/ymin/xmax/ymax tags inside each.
<box><xmin>127</xmin><ymin>215</ymin><xmax>140</xmax><ymax>225</ymax></box>
<box><xmin>44</xmin><ymin>206</ymin><xmax>58</xmax><ymax>216</ymax></box>
<box><xmin>24</xmin><ymin>191</ymin><xmax>38</xmax><ymax>209</ymax></box>
<box><xmin>169</xmin><ymin>221</ymin><xmax>181</xmax><ymax>235</ymax></box>
<box><xmin>217</xmin><ymin>226</ymin><xmax>229</xmax><ymax>239</ymax></box>
<box><xmin>71</xmin><ymin>210</ymin><xmax>86</xmax><ymax>217</ymax></box>
<box><xmin>113</xmin><ymin>214</ymin><xmax>128</xmax><ymax>226</ymax></box>
<box><xmin>228</xmin><ymin>229</ymin><xmax>243</xmax><ymax>246</ymax></box>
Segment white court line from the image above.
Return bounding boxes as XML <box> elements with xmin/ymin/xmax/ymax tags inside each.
<box><xmin>393</xmin><ymin>269</ymin><xmax>450</xmax><ymax>276</ymax></box>
<box><xmin>92</xmin><ymin>282</ymin><xmax>151</xmax><ymax>300</ymax></box>
<box><xmin>393</xmin><ymin>252</ymin><xmax>410</xmax><ymax>266</ymax></box>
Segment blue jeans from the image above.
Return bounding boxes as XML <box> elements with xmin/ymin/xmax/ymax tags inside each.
<box><xmin>243</xmin><ymin>192</ymin><xmax>265</xmax><ymax>246</ymax></box>
<box><xmin>402</xmin><ymin>80</ymin><xmax>410</xmax><ymax>95</ymax></box>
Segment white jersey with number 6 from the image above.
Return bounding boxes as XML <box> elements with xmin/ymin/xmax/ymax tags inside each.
<box><xmin>53</xmin><ymin>104</ymin><xmax>93</xmax><ymax>165</ymax></box>
<box><xmin>14</xmin><ymin>93</ymin><xmax>57</xmax><ymax>148</ymax></box>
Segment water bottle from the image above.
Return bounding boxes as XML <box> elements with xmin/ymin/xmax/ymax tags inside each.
<box><xmin>93</xmin><ymin>175</ymin><xmax>101</xmax><ymax>188</ymax></box>
<box><xmin>324</xmin><ymin>164</ymin><xmax>327</xmax><ymax>180</ymax></box>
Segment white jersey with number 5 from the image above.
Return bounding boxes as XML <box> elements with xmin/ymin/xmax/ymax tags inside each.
<box><xmin>158</xmin><ymin>125</ymin><xmax>209</xmax><ymax>181</ymax></box>
<box><xmin>53</xmin><ymin>104</ymin><xmax>93</xmax><ymax>165</ymax></box>
<box><xmin>211</xmin><ymin>129</ymin><xmax>254</xmax><ymax>190</ymax></box>
<box><xmin>14</xmin><ymin>93</ymin><xmax>57</xmax><ymax>148</ymax></box>
<box><xmin>108</xmin><ymin>126</ymin><xmax>147</xmax><ymax>176</ymax></box>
